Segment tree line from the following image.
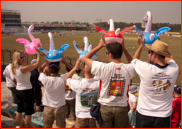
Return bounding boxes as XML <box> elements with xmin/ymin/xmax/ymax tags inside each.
<box><xmin>94</xmin><ymin>22</ymin><xmax>181</xmax><ymax>32</ymax></box>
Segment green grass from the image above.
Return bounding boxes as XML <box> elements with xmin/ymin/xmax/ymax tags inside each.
<box><xmin>1</xmin><ymin>33</ymin><xmax>181</xmax><ymax>85</ymax></box>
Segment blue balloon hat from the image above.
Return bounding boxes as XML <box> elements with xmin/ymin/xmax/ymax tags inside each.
<box><xmin>38</xmin><ymin>32</ymin><xmax>69</xmax><ymax>62</ymax></box>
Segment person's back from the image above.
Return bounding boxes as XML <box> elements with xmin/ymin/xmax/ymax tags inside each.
<box><xmin>39</xmin><ymin>73</ymin><xmax>65</xmax><ymax>107</ymax></box>
<box><xmin>92</xmin><ymin>61</ymin><xmax>136</xmax><ymax>106</ymax></box>
<box><xmin>132</xmin><ymin>37</ymin><xmax>179</xmax><ymax>128</ymax></box>
<box><xmin>82</xmin><ymin>37</ymin><xmax>136</xmax><ymax>128</ymax></box>
<box><xmin>3</xmin><ymin>59</ymin><xmax>17</xmax><ymax>104</ymax></box>
<box><xmin>65</xmin><ymin>61</ymin><xmax>99</xmax><ymax>128</ymax></box>
<box><xmin>39</xmin><ymin>61</ymin><xmax>68</xmax><ymax>128</ymax></box>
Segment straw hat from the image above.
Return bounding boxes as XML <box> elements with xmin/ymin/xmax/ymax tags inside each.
<box><xmin>145</xmin><ymin>40</ymin><xmax>172</xmax><ymax>57</ymax></box>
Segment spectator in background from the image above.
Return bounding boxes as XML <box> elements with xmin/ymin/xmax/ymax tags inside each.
<box><xmin>128</xmin><ymin>85</ymin><xmax>138</xmax><ymax>128</ymax></box>
<box><xmin>132</xmin><ymin>37</ymin><xmax>179</xmax><ymax>128</ymax></box>
<box><xmin>171</xmin><ymin>86</ymin><xmax>181</xmax><ymax>128</ymax></box>
<box><xmin>62</xmin><ymin>57</ymin><xmax>82</xmax><ymax>121</ymax></box>
<box><xmin>30</xmin><ymin>59</ymin><xmax>42</xmax><ymax>112</ymax></box>
<box><xmin>3</xmin><ymin>58</ymin><xmax>18</xmax><ymax>104</ymax></box>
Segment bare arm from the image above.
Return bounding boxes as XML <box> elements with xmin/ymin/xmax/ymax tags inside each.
<box><xmin>165</xmin><ymin>57</ymin><xmax>173</xmax><ymax>64</ymax></box>
<box><xmin>82</xmin><ymin>36</ymin><xmax>106</xmax><ymax>68</ymax></box>
<box><xmin>61</xmin><ymin>54</ymin><xmax>73</xmax><ymax>71</ymax></box>
<box><xmin>21</xmin><ymin>48</ymin><xmax>41</xmax><ymax>74</ymax></box>
<box><xmin>65</xmin><ymin>58</ymin><xmax>81</xmax><ymax>81</ymax></box>
<box><xmin>132</xmin><ymin>36</ymin><xmax>145</xmax><ymax>60</ymax></box>
<box><xmin>121</xmin><ymin>39</ymin><xmax>132</xmax><ymax>63</ymax></box>
<box><xmin>130</xmin><ymin>102</ymin><xmax>137</xmax><ymax>113</ymax></box>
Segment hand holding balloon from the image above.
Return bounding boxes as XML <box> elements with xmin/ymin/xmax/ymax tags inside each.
<box><xmin>137</xmin><ymin>36</ymin><xmax>145</xmax><ymax>47</ymax></box>
<box><xmin>98</xmin><ymin>35</ymin><xmax>106</xmax><ymax>48</ymax></box>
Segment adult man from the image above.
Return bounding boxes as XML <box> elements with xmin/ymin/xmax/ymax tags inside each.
<box><xmin>171</xmin><ymin>86</ymin><xmax>181</xmax><ymax>128</ymax></box>
<box><xmin>131</xmin><ymin>36</ymin><xmax>179</xmax><ymax>128</ymax></box>
<box><xmin>30</xmin><ymin>59</ymin><xmax>42</xmax><ymax>112</ymax></box>
<box><xmin>3</xmin><ymin>58</ymin><xmax>17</xmax><ymax>104</ymax></box>
<box><xmin>65</xmin><ymin>58</ymin><xmax>99</xmax><ymax>128</ymax></box>
<box><xmin>82</xmin><ymin>37</ymin><xmax>136</xmax><ymax>128</ymax></box>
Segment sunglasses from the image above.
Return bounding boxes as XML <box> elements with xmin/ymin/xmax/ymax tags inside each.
<box><xmin>20</xmin><ymin>55</ymin><xmax>26</xmax><ymax>59</ymax></box>
<box><xmin>148</xmin><ymin>50</ymin><xmax>153</xmax><ymax>54</ymax></box>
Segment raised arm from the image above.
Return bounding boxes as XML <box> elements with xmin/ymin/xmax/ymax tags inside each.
<box><xmin>39</xmin><ymin>54</ymin><xmax>49</xmax><ymax>73</ymax></box>
<box><xmin>165</xmin><ymin>56</ymin><xmax>173</xmax><ymax>64</ymax></box>
<box><xmin>121</xmin><ymin>39</ymin><xmax>132</xmax><ymax>63</ymax></box>
<box><xmin>21</xmin><ymin>48</ymin><xmax>41</xmax><ymax>74</ymax></box>
<box><xmin>132</xmin><ymin>36</ymin><xmax>145</xmax><ymax>60</ymax></box>
<box><xmin>60</xmin><ymin>54</ymin><xmax>73</xmax><ymax>71</ymax></box>
<box><xmin>83</xmin><ymin>35</ymin><xmax>106</xmax><ymax>68</ymax></box>
<box><xmin>65</xmin><ymin>58</ymin><xmax>82</xmax><ymax>81</ymax></box>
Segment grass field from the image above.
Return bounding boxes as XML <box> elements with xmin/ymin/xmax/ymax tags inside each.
<box><xmin>1</xmin><ymin>32</ymin><xmax>181</xmax><ymax>85</ymax></box>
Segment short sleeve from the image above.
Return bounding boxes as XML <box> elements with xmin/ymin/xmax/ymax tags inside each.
<box><xmin>66</xmin><ymin>78</ymin><xmax>81</xmax><ymax>91</ymax></box>
<box><xmin>3</xmin><ymin>67</ymin><xmax>7</xmax><ymax>76</ymax></box>
<box><xmin>91</xmin><ymin>61</ymin><xmax>110</xmax><ymax>80</ymax></box>
<box><xmin>131</xmin><ymin>95</ymin><xmax>137</xmax><ymax>102</ymax></box>
<box><xmin>38</xmin><ymin>73</ymin><xmax>46</xmax><ymax>84</ymax></box>
<box><xmin>131</xmin><ymin>59</ymin><xmax>150</xmax><ymax>76</ymax></box>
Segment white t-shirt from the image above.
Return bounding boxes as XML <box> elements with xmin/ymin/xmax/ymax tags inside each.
<box><xmin>67</xmin><ymin>78</ymin><xmax>99</xmax><ymax>118</ymax></box>
<box><xmin>3</xmin><ymin>64</ymin><xmax>16</xmax><ymax>87</ymax></box>
<box><xmin>131</xmin><ymin>59</ymin><xmax>179</xmax><ymax>117</ymax></box>
<box><xmin>39</xmin><ymin>73</ymin><xmax>66</xmax><ymax>108</ymax></box>
<box><xmin>91</xmin><ymin>61</ymin><xmax>136</xmax><ymax>106</ymax></box>
<box><xmin>14</xmin><ymin>65</ymin><xmax>32</xmax><ymax>90</ymax></box>
<box><xmin>61</xmin><ymin>73</ymin><xmax>82</xmax><ymax>100</ymax></box>
<box><xmin>128</xmin><ymin>92</ymin><xmax>137</xmax><ymax>114</ymax></box>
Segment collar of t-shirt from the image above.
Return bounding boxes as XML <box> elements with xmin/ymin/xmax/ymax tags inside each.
<box><xmin>152</xmin><ymin>63</ymin><xmax>169</xmax><ymax>68</ymax></box>
<box><xmin>82</xmin><ymin>78</ymin><xmax>95</xmax><ymax>83</ymax></box>
<box><xmin>50</xmin><ymin>74</ymin><xmax>60</xmax><ymax>77</ymax></box>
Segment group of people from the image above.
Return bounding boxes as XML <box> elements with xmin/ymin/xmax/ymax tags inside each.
<box><xmin>3</xmin><ymin>35</ymin><xmax>180</xmax><ymax>128</ymax></box>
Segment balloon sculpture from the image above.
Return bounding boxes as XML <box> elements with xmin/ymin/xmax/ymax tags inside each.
<box><xmin>38</xmin><ymin>32</ymin><xmax>69</xmax><ymax>62</ymax></box>
<box><xmin>94</xmin><ymin>19</ymin><xmax>135</xmax><ymax>44</ymax></box>
<box><xmin>16</xmin><ymin>25</ymin><xmax>42</xmax><ymax>55</ymax></box>
<box><xmin>73</xmin><ymin>36</ymin><xmax>97</xmax><ymax>62</ymax></box>
<box><xmin>134</xmin><ymin>11</ymin><xmax>171</xmax><ymax>45</ymax></box>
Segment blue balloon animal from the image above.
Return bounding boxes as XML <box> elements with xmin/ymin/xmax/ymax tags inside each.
<box><xmin>38</xmin><ymin>32</ymin><xmax>69</xmax><ymax>62</ymax></box>
<box><xmin>134</xmin><ymin>11</ymin><xmax>170</xmax><ymax>45</ymax></box>
<box><xmin>73</xmin><ymin>36</ymin><xmax>97</xmax><ymax>62</ymax></box>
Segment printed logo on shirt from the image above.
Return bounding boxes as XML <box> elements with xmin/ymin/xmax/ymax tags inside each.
<box><xmin>150</xmin><ymin>72</ymin><xmax>172</xmax><ymax>94</ymax></box>
<box><xmin>80</xmin><ymin>88</ymin><xmax>98</xmax><ymax>107</ymax></box>
<box><xmin>107</xmin><ymin>74</ymin><xmax>125</xmax><ymax>98</ymax></box>
<box><xmin>65</xmin><ymin>84</ymin><xmax>73</xmax><ymax>94</ymax></box>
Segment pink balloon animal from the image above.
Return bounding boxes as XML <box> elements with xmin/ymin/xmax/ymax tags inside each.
<box><xmin>94</xmin><ymin>19</ymin><xmax>135</xmax><ymax>44</ymax></box>
<box><xmin>16</xmin><ymin>25</ymin><xmax>42</xmax><ymax>55</ymax></box>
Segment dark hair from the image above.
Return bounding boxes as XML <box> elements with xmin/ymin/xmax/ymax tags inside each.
<box><xmin>105</xmin><ymin>42</ymin><xmax>123</xmax><ymax>59</ymax></box>
<box><xmin>76</xmin><ymin>69</ymin><xmax>82</xmax><ymax>74</ymax></box>
<box><xmin>158</xmin><ymin>54</ymin><xmax>165</xmax><ymax>60</ymax></box>
<box><xmin>49</xmin><ymin>62</ymin><xmax>60</xmax><ymax>74</ymax></box>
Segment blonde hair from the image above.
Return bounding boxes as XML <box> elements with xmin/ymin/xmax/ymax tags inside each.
<box><xmin>12</xmin><ymin>51</ymin><xmax>23</xmax><ymax>75</ymax></box>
